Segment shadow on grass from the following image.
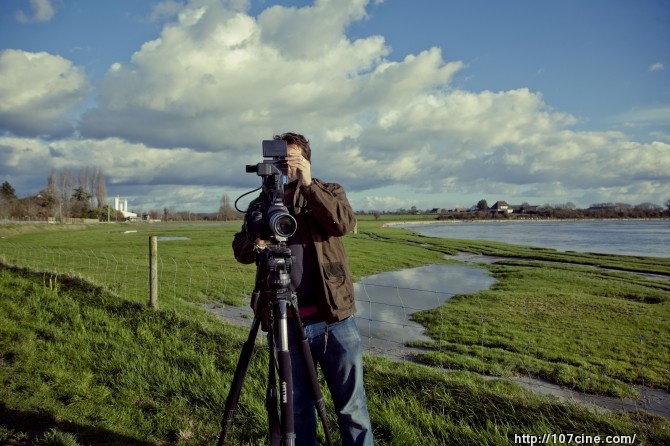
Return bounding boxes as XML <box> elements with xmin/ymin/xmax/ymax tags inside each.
<box><xmin>0</xmin><ymin>402</ymin><xmax>155</xmax><ymax>446</ymax></box>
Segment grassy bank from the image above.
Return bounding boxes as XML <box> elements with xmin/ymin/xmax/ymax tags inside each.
<box><xmin>352</xmin><ymin>218</ymin><xmax>670</xmax><ymax>397</ymax></box>
<box><xmin>1</xmin><ymin>220</ymin><xmax>669</xmax><ymax>444</ymax></box>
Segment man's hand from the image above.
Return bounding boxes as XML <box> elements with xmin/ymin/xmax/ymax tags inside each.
<box><xmin>287</xmin><ymin>145</ymin><xmax>312</xmax><ymax>187</ymax></box>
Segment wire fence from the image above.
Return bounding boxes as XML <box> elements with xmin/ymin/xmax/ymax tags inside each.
<box><xmin>1</xmin><ymin>240</ymin><xmax>668</xmax><ymax>420</ymax></box>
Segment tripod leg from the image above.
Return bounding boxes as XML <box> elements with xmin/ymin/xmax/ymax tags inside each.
<box><xmin>217</xmin><ymin>315</ymin><xmax>261</xmax><ymax>446</ymax></box>
<box><xmin>275</xmin><ymin>299</ymin><xmax>296</xmax><ymax>446</ymax></box>
<box><xmin>266</xmin><ymin>325</ymin><xmax>281</xmax><ymax>446</ymax></box>
<box><xmin>290</xmin><ymin>315</ymin><xmax>334</xmax><ymax>446</ymax></box>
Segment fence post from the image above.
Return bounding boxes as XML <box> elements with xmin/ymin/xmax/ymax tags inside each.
<box><xmin>149</xmin><ymin>236</ymin><xmax>158</xmax><ymax>309</ymax></box>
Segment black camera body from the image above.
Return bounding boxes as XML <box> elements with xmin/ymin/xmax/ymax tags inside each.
<box><xmin>245</xmin><ymin>140</ymin><xmax>298</xmax><ymax>242</ymax></box>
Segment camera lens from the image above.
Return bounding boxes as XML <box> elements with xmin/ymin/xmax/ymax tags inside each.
<box><xmin>268</xmin><ymin>210</ymin><xmax>297</xmax><ymax>238</ymax></box>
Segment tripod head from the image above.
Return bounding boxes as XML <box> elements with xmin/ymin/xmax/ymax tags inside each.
<box><xmin>256</xmin><ymin>243</ymin><xmax>293</xmax><ymax>292</ymax></box>
<box><xmin>249</xmin><ymin>242</ymin><xmax>296</xmax><ymax>326</ymax></box>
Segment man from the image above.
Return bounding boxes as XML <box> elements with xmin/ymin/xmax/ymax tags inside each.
<box><xmin>232</xmin><ymin>132</ymin><xmax>374</xmax><ymax>446</ymax></box>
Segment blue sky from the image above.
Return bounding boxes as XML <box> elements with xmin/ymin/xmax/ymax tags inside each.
<box><xmin>1</xmin><ymin>0</ymin><xmax>669</xmax><ymax>213</ymax></box>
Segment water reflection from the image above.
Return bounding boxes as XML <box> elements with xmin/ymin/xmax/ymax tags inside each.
<box><xmin>206</xmin><ymin>263</ymin><xmax>496</xmax><ymax>354</ymax></box>
<box><xmin>355</xmin><ymin>264</ymin><xmax>495</xmax><ymax>349</ymax></box>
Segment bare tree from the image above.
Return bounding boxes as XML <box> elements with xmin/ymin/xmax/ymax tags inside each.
<box><xmin>219</xmin><ymin>193</ymin><xmax>241</xmax><ymax>220</ymax></box>
<box><xmin>95</xmin><ymin>168</ymin><xmax>107</xmax><ymax>208</ymax></box>
<box><xmin>59</xmin><ymin>168</ymin><xmax>71</xmax><ymax>218</ymax></box>
<box><xmin>83</xmin><ymin>167</ymin><xmax>95</xmax><ymax>207</ymax></box>
<box><xmin>47</xmin><ymin>169</ymin><xmax>57</xmax><ymax>200</ymax></box>
<box><xmin>45</xmin><ymin>169</ymin><xmax>59</xmax><ymax>217</ymax></box>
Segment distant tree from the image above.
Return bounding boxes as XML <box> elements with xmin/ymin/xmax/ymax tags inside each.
<box><xmin>47</xmin><ymin>169</ymin><xmax>58</xmax><ymax>201</ymax></box>
<box><xmin>666</xmin><ymin>199</ymin><xmax>670</xmax><ymax>216</ymax></box>
<box><xmin>78</xmin><ymin>169</ymin><xmax>87</xmax><ymax>202</ymax></box>
<box><xmin>36</xmin><ymin>188</ymin><xmax>56</xmax><ymax>208</ymax></box>
<box><xmin>476</xmin><ymin>199</ymin><xmax>488</xmax><ymax>211</ymax></box>
<box><xmin>59</xmin><ymin>169</ymin><xmax>69</xmax><ymax>218</ymax></box>
<box><xmin>633</xmin><ymin>202</ymin><xmax>663</xmax><ymax>217</ymax></box>
<box><xmin>95</xmin><ymin>168</ymin><xmax>107</xmax><ymax>208</ymax></box>
<box><xmin>163</xmin><ymin>207</ymin><xmax>177</xmax><ymax>221</ymax></box>
<box><xmin>1</xmin><ymin>181</ymin><xmax>17</xmax><ymax>201</ymax></box>
<box><xmin>219</xmin><ymin>193</ymin><xmax>238</xmax><ymax>221</ymax></box>
<box><xmin>72</xmin><ymin>186</ymin><xmax>91</xmax><ymax>202</ymax></box>
<box><xmin>0</xmin><ymin>181</ymin><xmax>17</xmax><ymax>218</ymax></box>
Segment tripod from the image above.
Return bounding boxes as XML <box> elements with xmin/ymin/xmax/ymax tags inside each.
<box><xmin>218</xmin><ymin>243</ymin><xmax>333</xmax><ymax>446</ymax></box>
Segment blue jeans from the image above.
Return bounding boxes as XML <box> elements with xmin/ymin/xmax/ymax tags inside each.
<box><xmin>286</xmin><ymin>316</ymin><xmax>374</xmax><ymax>446</ymax></box>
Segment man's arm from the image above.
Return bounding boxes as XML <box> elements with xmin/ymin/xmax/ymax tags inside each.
<box><xmin>232</xmin><ymin>225</ymin><xmax>257</xmax><ymax>264</ymax></box>
<box><xmin>301</xmin><ymin>180</ymin><xmax>356</xmax><ymax>236</ymax></box>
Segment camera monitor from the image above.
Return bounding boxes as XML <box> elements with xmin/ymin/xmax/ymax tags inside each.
<box><xmin>262</xmin><ymin>140</ymin><xmax>288</xmax><ymax>158</ymax></box>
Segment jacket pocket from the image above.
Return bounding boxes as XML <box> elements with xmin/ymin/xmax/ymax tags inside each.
<box><xmin>322</xmin><ymin>262</ymin><xmax>350</xmax><ymax>310</ymax></box>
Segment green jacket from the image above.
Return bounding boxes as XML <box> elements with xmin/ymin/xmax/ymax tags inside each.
<box><xmin>232</xmin><ymin>178</ymin><xmax>357</xmax><ymax>323</ymax></box>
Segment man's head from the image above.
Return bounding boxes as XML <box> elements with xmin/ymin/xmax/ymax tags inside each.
<box><xmin>274</xmin><ymin>132</ymin><xmax>311</xmax><ymax>161</ymax></box>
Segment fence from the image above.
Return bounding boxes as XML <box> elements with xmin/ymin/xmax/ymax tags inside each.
<box><xmin>1</xmin><ymin>238</ymin><xmax>668</xmax><ymax>420</ymax></box>
<box><xmin>0</xmin><ymin>240</ymin><xmax>251</xmax><ymax>307</ymax></box>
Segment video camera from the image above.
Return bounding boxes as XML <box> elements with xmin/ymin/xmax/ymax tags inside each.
<box><xmin>244</xmin><ymin>140</ymin><xmax>298</xmax><ymax>242</ymax></box>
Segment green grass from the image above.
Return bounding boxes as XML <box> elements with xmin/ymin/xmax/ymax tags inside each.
<box><xmin>410</xmin><ymin>260</ymin><xmax>670</xmax><ymax>394</ymax></box>
<box><xmin>0</xmin><ymin>266</ymin><xmax>268</xmax><ymax>445</ymax></box>
<box><xmin>1</xmin><ymin>220</ymin><xmax>670</xmax><ymax>445</ymax></box>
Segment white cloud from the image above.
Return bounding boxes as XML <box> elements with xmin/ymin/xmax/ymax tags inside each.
<box><xmin>0</xmin><ymin>49</ymin><xmax>90</xmax><ymax>137</ymax></box>
<box><xmin>15</xmin><ymin>0</ymin><xmax>55</xmax><ymax>23</ymax></box>
<box><xmin>147</xmin><ymin>1</ymin><xmax>186</xmax><ymax>23</ymax></box>
<box><xmin>2</xmin><ymin>0</ymin><xmax>669</xmax><ymax>212</ymax></box>
<box><xmin>349</xmin><ymin>192</ymin><xmax>411</xmax><ymax>212</ymax></box>
<box><xmin>613</xmin><ymin>105</ymin><xmax>670</xmax><ymax>128</ymax></box>
<box><xmin>648</xmin><ymin>62</ymin><xmax>664</xmax><ymax>72</ymax></box>
<box><xmin>79</xmin><ymin>0</ymin><xmax>463</xmax><ymax>152</ymax></box>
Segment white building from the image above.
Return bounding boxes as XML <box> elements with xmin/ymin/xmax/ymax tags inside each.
<box><xmin>113</xmin><ymin>196</ymin><xmax>138</xmax><ymax>221</ymax></box>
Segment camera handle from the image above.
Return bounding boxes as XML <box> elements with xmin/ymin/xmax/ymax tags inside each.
<box><xmin>218</xmin><ymin>247</ymin><xmax>333</xmax><ymax>446</ymax></box>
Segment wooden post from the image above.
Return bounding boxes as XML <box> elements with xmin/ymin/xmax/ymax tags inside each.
<box><xmin>149</xmin><ymin>236</ymin><xmax>158</xmax><ymax>309</ymax></box>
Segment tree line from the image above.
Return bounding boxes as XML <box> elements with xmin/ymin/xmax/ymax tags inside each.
<box><xmin>356</xmin><ymin>199</ymin><xmax>670</xmax><ymax>220</ymax></box>
<box><xmin>0</xmin><ymin>171</ymin><xmax>242</xmax><ymax>222</ymax></box>
<box><xmin>439</xmin><ymin>200</ymin><xmax>670</xmax><ymax>220</ymax></box>
<box><xmin>1</xmin><ymin>167</ymin><xmax>109</xmax><ymax>221</ymax></box>
<box><xmin>3</xmin><ymin>174</ymin><xmax>668</xmax><ymax>222</ymax></box>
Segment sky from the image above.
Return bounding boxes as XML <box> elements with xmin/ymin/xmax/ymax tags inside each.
<box><xmin>1</xmin><ymin>0</ymin><xmax>669</xmax><ymax>213</ymax></box>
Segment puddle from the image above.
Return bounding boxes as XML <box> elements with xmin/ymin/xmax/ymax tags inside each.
<box><xmin>355</xmin><ymin>263</ymin><xmax>495</xmax><ymax>349</ymax></box>
<box><xmin>205</xmin><ymin>263</ymin><xmax>495</xmax><ymax>351</ymax></box>
<box><xmin>506</xmin><ymin>376</ymin><xmax>670</xmax><ymax>420</ymax></box>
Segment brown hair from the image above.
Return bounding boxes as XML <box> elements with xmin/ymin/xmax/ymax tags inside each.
<box><xmin>274</xmin><ymin>132</ymin><xmax>311</xmax><ymax>161</ymax></box>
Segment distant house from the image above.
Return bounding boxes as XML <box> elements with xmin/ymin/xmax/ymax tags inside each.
<box><xmin>490</xmin><ymin>201</ymin><xmax>513</xmax><ymax>214</ymax></box>
<box><xmin>512</xmin><ymin>204</ymin><xmax>540</xmax><ymax>214</ymax></box>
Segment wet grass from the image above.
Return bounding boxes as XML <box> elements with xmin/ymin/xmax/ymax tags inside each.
<box><xmin>1</xmin><ymin>220</ymin><xmax>670</xmax><ymax>444</ymax></box>
<box><xmin>346</xmin><ymin>219</ymin><xmax>670</xmax><ymax>397</ymax></box>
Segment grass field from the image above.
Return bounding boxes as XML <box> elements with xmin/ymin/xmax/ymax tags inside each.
<box><xmin>1</xmin><ymin>219</ymin><xmax>669</xmax><ymax>445</ymax></box>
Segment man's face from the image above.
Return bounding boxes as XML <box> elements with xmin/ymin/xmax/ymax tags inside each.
<box><xmin>287</xmin><ymin>144</ymin><xmax>303</xmax><ymax>181</ymax></box>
